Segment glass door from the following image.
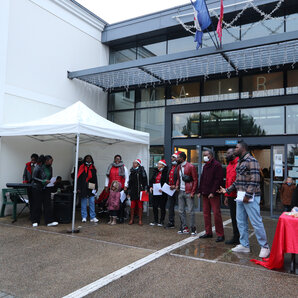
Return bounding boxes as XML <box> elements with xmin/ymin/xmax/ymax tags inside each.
<box><xmin>272</xmin><ymin>145</ymin><xmax>285</xmax><ymax>217</ymax></box>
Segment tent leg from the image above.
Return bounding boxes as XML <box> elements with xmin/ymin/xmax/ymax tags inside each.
<box><xmin>70</xmin><ymin>133</ymin><xmax>80</xmax><ymax>233</ymax></box>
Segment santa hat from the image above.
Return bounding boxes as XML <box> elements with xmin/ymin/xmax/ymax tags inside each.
<box><xmin>172</xmin><ymin>151</ymin><xmax>182</xmax><ymax>158</ymax></box>
<box><xmin>158</xmin><ymin>159</ymin><xmax>167</xmax><ymax>166</ymax></box>
<box><xmin>135</xmin><ymin>159</ymin><xmax>141</xmax><ymax>165</ymax></box>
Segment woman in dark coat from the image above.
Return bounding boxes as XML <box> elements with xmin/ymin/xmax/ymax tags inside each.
<box><xmin>149</xmin><ymin>160</ymin><xmax>168</xmax><ymax>227</ymax></box>
<box><xmin>77</xmin><ymin>155</ymin><xmax>98</xmax><ymax>223</ymax></box>
<box><xmin>127</xmin><ymin>159</ymin><xmax>148</xmax><ymax>225</ymax></box>
<box><xmin>31</xmin><ymin>155</ymin><xmax>58</xmax><ymax>227</ymax></box>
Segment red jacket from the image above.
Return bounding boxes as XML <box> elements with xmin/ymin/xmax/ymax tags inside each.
<box><xmin>198</xmin><ymin>158</ymin><xmax>223</xmax><ymax>196</ymax></box>
<box><xmin>225</xmin><ymin>157</ymin><xmax>239</xmax><ymax>198</ymax></box>
<box><xmin>176</xmin><ymin>162</ymin><xmax>198</xmax><ymax>196</ymax></box>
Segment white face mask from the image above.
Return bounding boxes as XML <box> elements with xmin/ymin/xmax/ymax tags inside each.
<box><xmin>203</xmin><ymin>156</ymin><xmax>210</xmax><ymax>163</ymax></box>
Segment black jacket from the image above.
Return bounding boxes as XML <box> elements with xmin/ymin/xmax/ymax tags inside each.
<box><xmin>128</xmin><ymin>166</ymin><xmax>148</xmax><ymax>201</ymax></box>
<box><xmin>291</xmin><ymin>186</ymin><xmax>298</xmax><ymax>209</ymax></box>
<box><xmin>32</xmin><ymin>164</ymin><xmax>53</xmax><ymax>190</ymax></box>
<box><xmin>150</xmin><ymin>167</ymin><xmax>168</xmax><ymax>187</ymax></box>
<box><xmin>77</xmin><ymin>165</ymin><xmax>98</xmax><ymax>198</ymax></box>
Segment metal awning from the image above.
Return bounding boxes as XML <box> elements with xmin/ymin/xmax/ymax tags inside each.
<box><xmin>68</xmin><ymin>31</ymin><xmax>298</xmax><ymax>91</ymax></box>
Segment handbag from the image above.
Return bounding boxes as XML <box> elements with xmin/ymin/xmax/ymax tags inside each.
<box><xmin>180</xmin><ymin>169</ymin><xmax>193</xmax><ymax>183</ymax></box>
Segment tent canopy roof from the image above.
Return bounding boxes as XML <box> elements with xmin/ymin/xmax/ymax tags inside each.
<box><xmin>0</xmin><ymin>101</ymin><xmax>149</xmax><ymax>145</ymax></box>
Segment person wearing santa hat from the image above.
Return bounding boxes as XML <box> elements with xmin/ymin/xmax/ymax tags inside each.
<box><xmin>165</xmin><ymin>152</ymin><xmax>180</xmax><ymax>229</ymax></box>
<box><xmin>149</xmin><ymin>159</ymin><xmax>168</xmax><ymax>227</ymax></box>
<box><xmin>127</xmin><ymin>159</ymin><xmax>148</xmax><ymax>225</ymax></box>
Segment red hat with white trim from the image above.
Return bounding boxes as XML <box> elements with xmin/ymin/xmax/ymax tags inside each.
<box><xmin>158</xmin><ymin>159</ymin><xmax>167</xmax><ymax>166</ymax></box>
<box><xmin>135</xmin><ymin>159</ymin><xmax>141</xmax><ymax>165</ymax></box>
<box><xmin>172</xmin><ymin>151</ymin><xmax>182</xmax><ymax>158</ymax></box>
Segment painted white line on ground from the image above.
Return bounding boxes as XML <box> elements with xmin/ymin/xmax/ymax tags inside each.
<box><xmin>63</xmin><ymin>219</ymin><xmax>232</xmax><ymax>298</ymax></box>
<box><xmin>0</xmin><ymin>222</ymin><xmax>155</xmax><ymax>252</ymax></box>
<box><xmin>170</xmin><ymin>253</ymin><xmax>217</xmax><ymax>263</ymax></box>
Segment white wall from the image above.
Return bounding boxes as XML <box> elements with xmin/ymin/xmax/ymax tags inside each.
<box><xmin>0</xmin><ymin>0</ymin><xmax>111</xmax><ymax>214</ymax></box>
<box><xmin>2</xmin><ymin>0</ymin><xmax>109</xmax><ymax>122</ymax></box>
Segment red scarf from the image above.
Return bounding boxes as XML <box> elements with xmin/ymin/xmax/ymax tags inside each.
<box><xmin>77</xmin><ymin>164</ymin><xmax>96</xmax><ymax>182</ymax></box>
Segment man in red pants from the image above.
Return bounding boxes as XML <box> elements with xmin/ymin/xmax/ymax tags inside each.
<box><xmin>198</xmin><ymin>149</ymin><xmax>224</xmax><ymax>242</ymax></box>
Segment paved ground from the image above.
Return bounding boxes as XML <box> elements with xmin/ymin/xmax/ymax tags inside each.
<box><xmin>0</xmin><ymin>210</ymin><xmax>297</xmax><ymax>297</ymax></box>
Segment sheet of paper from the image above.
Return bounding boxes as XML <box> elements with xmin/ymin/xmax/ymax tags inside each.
<box><xmin>46</xmin><ymin>177</ymin><xmax>57</xmax><ymax>187</ymax></box>
<box><xmin>120</xmin><ymin>190</ymin><xmax>126</xmax><ymax>203</ymax></box>
<box><xmin>274</xmin><ymin>165</ymin><xmax>283</xmax><ymax>177</ymax></box>
<box><xmin>235</xmin><ymin>191</ymin><xmax>254</xmax><ymax>202</ymax></box>
<box><xmin>153</xmin><ymin>183</ymin><xmax>162</xmax><ymax>196</ymax></box>
<box><xmin>161</xmin><ymin>183</ymin><xmax>176</xmax><ymax>196</ymax></box>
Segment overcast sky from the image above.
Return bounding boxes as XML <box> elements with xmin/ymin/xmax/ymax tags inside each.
<box><xmin>75</xmin><ymin>0</ymin><xmax>190</xmax><ymax>24</ymax></box>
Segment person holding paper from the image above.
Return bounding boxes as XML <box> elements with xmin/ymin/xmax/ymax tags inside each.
<box><xmin>165</xmin><ymin>152</ymin><xmax>180</xmax><ymax>229</ymax></box>
<box><xmin>106</xmin><ymin>181</ymin><xmax>121</xmax><ymax>225</ymax></box>
<box><xmin>176</xmin><ymin>152</ymin><xmax>198</xmax><ymax>235</ymax></box>
<box><xmin>77</xmin><ymin>155</ymin><xmax>98</xmax><ymax>223</ymax></box>
<box><xmin>224</xmin><ymin>148</ymin><xmax>240</xmax><ymax>245</ymax></box>
<box><xmin>149</xmin><ymin>160</ymin><xmax>168</xmax><ymax>227</ymax></box>
<box><xmin>31</xmin><ymin>155</ymin><xmax>58</xmax><ymax>227</ymax></box>
<box><xmin>127</xmin><ymin>159</ymin><xmax>148</xmax><ymax>225</ymax></box>
<box><xmin>219</xmin><ymin>141</ymin><xmax>270</xmax><ymax>258</ymax></box>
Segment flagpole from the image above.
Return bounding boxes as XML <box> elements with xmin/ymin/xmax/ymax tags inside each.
<box><xmin>206</xmin><ymin>28</ymin><xmax>218</xmax><ymax>49</ymax></box>
<box><xmin>203</xmin><ymin>0</ymin><xmax>220</xmax><ymax>49</ymax></box>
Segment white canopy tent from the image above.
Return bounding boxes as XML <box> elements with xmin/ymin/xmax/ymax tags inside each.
<box><xmin>0</xmin><ymin>101</ymin><xmax>150</xmax><ymax>231</ymax></box>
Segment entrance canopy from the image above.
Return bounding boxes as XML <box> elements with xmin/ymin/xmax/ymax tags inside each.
<box><xmin>0</xmin><ymin>101</ymin><xmax>149</xmax><ymax>145</ymax></box>
<box><xmin>68</xmin><ymin>31</ymin><xmax>298</xmax><ymax>91</ymax></box>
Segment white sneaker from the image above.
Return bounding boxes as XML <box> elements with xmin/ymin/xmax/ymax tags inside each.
<box><xmin>82</xmin><ymin>218</ymin><xmax>87</xmax><ymax>223</ymax></box>
<box><xmin>90</xmin><ymin>217</ymin><xmax>99</xmax><ymax>223</ymax></box>
<box><xmin>259</xmin><ymin>247</ymin><xmax>270</xmax><ymax>258</ymax></box>
<box><xmin>47</xmin><ymin>221</ymin><xmax>58</xmax><ymax>227</ymax></box>
<box><xmin>231</xmin><ymin>244</ymin><xmax>250</xmax><ymax>253</ymax></box>
<box><xmin>32</xmin><ymin>223</ymin><xmax>38</xmax><ymax>227</ymax></box>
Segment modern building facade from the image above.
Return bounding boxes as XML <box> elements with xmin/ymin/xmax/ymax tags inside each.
<box><xmin>70</xmin><ymin>0</ymin><xmax>298</xmax><ymax>217</ymax></box>
<box><xmin>1</xmin><ymin>0</ymin><xmax>297</xmax><ymax>217</ymax></box>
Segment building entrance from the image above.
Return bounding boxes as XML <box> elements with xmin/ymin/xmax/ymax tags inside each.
<box><xmin>173</xmin><ymin>143</ymin><xmax>298</xmax><ymax>218</ymax></box>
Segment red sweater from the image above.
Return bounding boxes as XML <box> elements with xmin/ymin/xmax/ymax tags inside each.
<box><xmin>225</xmin><ymin>157</ymin><xmax>239</xmax><ymax>198</ymax></box>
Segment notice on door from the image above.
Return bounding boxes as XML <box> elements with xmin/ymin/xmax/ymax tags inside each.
<box><xmin>274</xmin><ymin>154</ymin><xmax>283</xmax><ymax>165</ymax></box>
<box><xmin>274</xmin><ymin>166</ymin><xmax>283</xmax><ymax>177</ymax></box>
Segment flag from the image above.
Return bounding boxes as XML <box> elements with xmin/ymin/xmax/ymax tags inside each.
<box><xmin>191</xmin><ymin>0</ymin><xmax>211</xmax><ymax>49</ymax></box>
<box><xmin>216</xmin><ymin>0</ymin><xmax>224</xmax><ymax>43</ymax></box>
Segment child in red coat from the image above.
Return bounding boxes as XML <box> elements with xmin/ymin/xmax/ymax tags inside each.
<box><xmin>106</xmin><ymin>180</ymin><xmax>121</xmax><ymax>225</ymax></box>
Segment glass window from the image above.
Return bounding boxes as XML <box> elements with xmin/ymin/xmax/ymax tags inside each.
<box><xmin>108</xmin><ymin>111</ymin><xmax>134</xmax><ymax>129</ymax></box>
<box><xmin>168</xmin><ymin>82</ymin><xmax>200</xmax><ymax>105</ymax></box>
<box><xmin>109</xmin><ymin>48</ymin><xmax>137</xmax><ymax>64</ymax></box>
<box><xmin>241</xmin><ymin>106</ymin><xmax>284</xmax><ymax>136</ymax></box>
<box><xmin>241</xmin><ymin>17</ymin><xmax>284</xmax><ymax>41</ymax></box>
<box><xmin>168</xmin><ymin>36</ymin><xmax>195</xmax><ymax>54</ymax></box>
<box><xmin>108</xmin><ymin>91</ymin><xmax>135</xmax><ymax>111</ymax></box>
<box><xmin>286</xmin><ymin>105</ymin><xmax>298</xmax><ymax>134</ymax></box>
<box><xmin>136</xmin><ymin>87</ymin><xmax>165</xmax><ymax>108</ymax></box>
<box><xmin>150</xmin><ymin>146</ymin><xmax>164</xmax><ymax>175</ymax></box>
<box><xmin>286</xmin><ymin>13</ymin><xmax>298</xmax><ymax>32</ymax></box>
<box><xmin>287</xmin><ymin>144</ymin><xmax>298</xmax><ymax>186</ymax></box>
<box><xmin>172</xmin><ymin>113</ymin><xmax>200</xmax><ymax>138</ymax></box>
<box><xmin>287</xmin><ymin>70</ymin><xmax>298</xmax><ymax>95</ymax></box>
<box><xmin>137</xmin><ymin>41</ymin><xmax>167</xmax><ymax>59</ymax></box>
<box><xmin>241</xmin><ymin>72</ymin><xmax>284</xmax><ymax>98</ymax></box>
<box><xmin>202</xmin><ymin>77</ymin><xmax>239</xmax><ymax>102</ymax></box>
<box><xmin>201</xmin><ymin>110</ymin><xmax>239</xmax><ymax>137</ymax></box>
<box><xmin>135</xmin><ymin>107</ymin><xmax>165</xmax><ymax>145</ymax></box>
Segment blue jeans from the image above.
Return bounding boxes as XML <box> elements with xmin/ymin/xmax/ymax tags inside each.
<box><xmin>236</xmin><ymin>196</ymin><xmax>269</xmax><ymax>249</ymax></box>
<box><xmin>81</xmin><ymin>196</ymin><xmax>96</xmax><ymax>219</ymax></box>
